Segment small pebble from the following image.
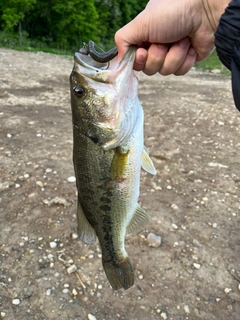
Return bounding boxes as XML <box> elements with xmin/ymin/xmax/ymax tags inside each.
<box><xmin>212</xmin><ymin>223</ymin><xmax>218</xmax><ymax>228</ymax></box>
<box><xmin>24</xmin><ymin>173</ymin><xmax>30</xmax><ymax>179</ymax></box>
<box><xmin>138</xmin><ymin>274</ymin><xmax>144</xmax><ymax>280</ymax></box>
<box><xmin>49</xmin><ymin>241</ymin><xmax>57</xmax><ymax>249</ymax></box>
<box><xmin>36</xmin><ymin>181</ymin><xmax>44</xmax><ymax>188</ymax></box>
<box><xmin>67</xmin><ymin>176</ymin><xmax>76</xmax><ymax>183</ymax></box>
<box><xmin>46</xmin><ymin>289</ymin><xmax>52</xmax><ymax>296</ymax></box>
<box><xmin>184</xmin><ymin>305</ymin><xmax>190</xmax><ymax>314</ymax></box>
<box><xmin>193</xmin><ymin>263</ymin><xmax>201</xmax><ymax>269</ymax></box>
<box><xmin>46</xmin><ymin>168</ymin><xmax>53</xmax><ymax>173</ymax></box>
<box><xmin>62</xmin><ymin>288</ymin><xmax>69</xmax><ymax>294</ymax></box>
<box><xmin>224</xmin><ymin>288</ymin><xmax>232</xmax><ymax>294</ymax></box>
<box><xmin>72</xmin><ymin>288</ymin><xmax>78</xmax><ymax>296</ymax></box>
<box><xmin>1</xmin><ymin>312</ymin><xmax>6</xmax><ymax>317</ymax></box>
<box><xmin>12</xmin><ymin>299</ymin><xmax>20</xmax><ymax>305</ymax></box>
<box><xmin>68</xmin><ymin>259</ymin><xmax>74</xmax><ymax>264</ymax></box>
<box><xmin>15</xmin><ymin>184</ymin><xmax>21</xmax><ymax>188</ymax></box>
<box><xmin>67</xmin><ymin>264</ymin><xmax>77</xmax><ymax>274</ymax></box>
<box><xmin>161</xmin><ymin>312</ymin><xmax>168</xmax><ymax>319</ymax></box>
<box><xmin>171</xmin><ymin>223</ymin><xmax>178</xmax><ymax>229</ymax></box>
<box><xmin>194</xmin><ymin>308</ymin><xmax>200</xmax><ymax>316</ymax></box>
<box><xmin>147</xmin><ymin>233</ymin><xmax>161</xmax><ymax>247</ymax></box>
<box><xmin>71</xmin><ymin>233</ymin><xmax>78</xmax><ymax>240</ymax></box>
<box><xmin>238</xmin><ymin>284</ymin><xmax>240</xmax><ymax>291</ymax></box>
<box><xmin>88</xmin><ymin>314</ymin><xmax>97</xmax><ymax>320</ymax></box>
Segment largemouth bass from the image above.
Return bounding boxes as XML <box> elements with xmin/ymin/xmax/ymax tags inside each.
<box><xmin>70</xmin><ymin>45</ymin><xmax>156</xmax><ymax>290</ymax></box>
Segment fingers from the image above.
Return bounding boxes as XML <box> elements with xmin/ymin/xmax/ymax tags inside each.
<box><xmin>132</xmin><ymin>38</ymin><xmax>197</xmax><ymax>76</ymax></box>
<box><xmin>133</xmin><ymin>47</ymin><xmax>148</xmax><ymax>71</ymax></box>
<box><xmin>174</xmin><ymin>47</ymin><xmax>197</xmax><ymax>76</ymax></box>
<box><xmin>158</xmin><ymin>38</ymin><xmax>190</xmax><ymax>75</ymax></box>
<box><xmin>137</xmin><ymin>44</ymin><xmax>169</xmax><ymax>75</ymax></box>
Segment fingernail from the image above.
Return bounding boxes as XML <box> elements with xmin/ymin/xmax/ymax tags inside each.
<box><xmin>179</xmin><ymin>38</ymin><xmax>189</xmax><ymax>48</ymax></box>
<box><xmin>188</xmin><ymin>47</ymin><xmax>196</xmax><ymax>56</ymax></box>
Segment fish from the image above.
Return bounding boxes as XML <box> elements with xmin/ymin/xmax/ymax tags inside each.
<box><xmin>69</xmin><ymin>44</ymin><xmax>156</xmax><ymax>290</ymax></box>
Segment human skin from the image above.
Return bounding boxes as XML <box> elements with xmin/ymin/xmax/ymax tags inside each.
<box><xmin>115</xmin><ymin>0</ymin><xmax>231</xmax><ymax>76</ymax></box>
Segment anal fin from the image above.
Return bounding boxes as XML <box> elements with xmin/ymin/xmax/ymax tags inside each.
<box><xmin>77</xmin><ymin>200</ymin><xmax>96</xmax><ymax>244</ymax></box>
<box><xmin>126</xmin><ymin>204</ymin><xmax>150</xmax><ymax>236</ymax></box>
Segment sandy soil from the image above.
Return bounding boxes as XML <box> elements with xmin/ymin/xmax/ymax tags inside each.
<box><xmin>0</xmin><ymin>48</ymin><xmax>240</xmax><ymax>320</ymax></box>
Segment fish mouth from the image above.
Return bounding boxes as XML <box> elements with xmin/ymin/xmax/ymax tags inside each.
<box><xmin>74</xmin><ymin>52</ymin><xmax>116</xmax><ymax>71</ymax></box>
<box><xmin>73</xmin><ymin>46</ymin><xmax>136</xmax><ymax>82</ymax></box>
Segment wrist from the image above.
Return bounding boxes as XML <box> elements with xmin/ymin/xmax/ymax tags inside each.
<box><xmin>203</xmin><ymin>0</ymin><xmax>232</xmax><ymax>30</ymax></box>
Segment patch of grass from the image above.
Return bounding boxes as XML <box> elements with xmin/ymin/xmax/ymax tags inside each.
<box><xmin>12</xmin><ymin>45</ymin><xmax>73</xmax><ymax>56</ymax></box>
<box><xmin>195</xmin><ymin>50</ymin><xmax>230</xmax><ymax>75</ymax></box>
<box><xmin>0</xmin><ymin>31</ymin><xmax>76</xmax><ymax>56</ymax></box>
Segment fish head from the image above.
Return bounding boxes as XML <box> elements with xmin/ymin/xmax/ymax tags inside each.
<box><xmin>70</xmin><ymin>46</ymin><xmax>140</xmax><ymax>148</ymax></box>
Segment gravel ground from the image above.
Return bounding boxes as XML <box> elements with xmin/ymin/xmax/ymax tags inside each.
<box><xmin>0</xmin><ymin>48</ymin><xmax>240</xmax><ymax>320</ymax></box>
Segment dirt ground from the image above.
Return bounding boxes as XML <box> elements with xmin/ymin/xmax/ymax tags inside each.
<box><xmin>0</xmin><ymin>48</ymin><xmax>240</xmax><ymax>320</ymax></box>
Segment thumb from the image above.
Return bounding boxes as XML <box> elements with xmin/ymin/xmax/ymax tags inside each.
<box><xmin>115</xmin><ymin>12</ymin><xmax>148</xmax><ymax>61</ymax></box>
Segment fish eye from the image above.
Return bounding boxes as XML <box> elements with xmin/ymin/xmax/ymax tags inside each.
<box><xmin>73</xmin><ymin>86</ymin><xmax>85</xmax><ymax>98</ymax></box>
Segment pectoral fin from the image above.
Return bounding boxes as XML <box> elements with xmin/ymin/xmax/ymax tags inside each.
<box><xmin>77</xmin><ymin>200</ymin><xmax>96</xmax><ymax>244</ymax></box>
<box><xmin>142</xmin><ymin>146</ymin><xmax>156</xmax><ymax>175</ymax></box>
<box><xmin>126</xmin><ymin>204</ymin><xmax>150</xmax><ymax>236</ymax></box>
<box><xmin>110</xmin><ymin>146</ymin><xmax>129</xmax><ymax>181</ymax></box>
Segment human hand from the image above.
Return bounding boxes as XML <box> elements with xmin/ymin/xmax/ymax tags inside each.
<box><xmin>115</xmin><ymin>0</ymin><xmax>231</xmax><ymax>76</ymax></box>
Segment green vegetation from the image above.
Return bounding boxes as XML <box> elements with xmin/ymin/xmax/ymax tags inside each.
<box><xmin>0</xmin><ymin>0</ymin><xmax>149</xmax><ymax>53</ymax></box>
<box><xmin>195</xmin><ymin>50</ymin><xmax>230</xmax><ymax>75</ymax></box>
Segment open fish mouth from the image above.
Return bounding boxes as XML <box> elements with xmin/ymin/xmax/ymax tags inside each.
<box><xmin>75</xmin><ymin>40</ymin><xmax>119</xmax><ymax>71</ymax></box>
<box><xmin>73</xmin><ymin>46</ymin><xmax>136</xmax><ymax>83</ymax></box>
<box><xmin>79</xmin><ymin>40</ymin><xmax>118</xmax><ymax>63</ymax></box>
<box><xmin>74</xmin><ymin>51</ymin><xmax>115</xmax><ymax>70</ymax></box>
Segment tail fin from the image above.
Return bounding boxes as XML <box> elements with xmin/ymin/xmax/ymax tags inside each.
<box><xmin>103</xmin><ymin>257</ymin><xmax>134</xmax><ymax>290</ymax></box>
